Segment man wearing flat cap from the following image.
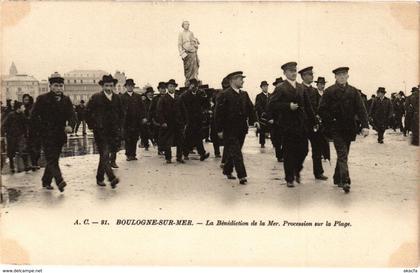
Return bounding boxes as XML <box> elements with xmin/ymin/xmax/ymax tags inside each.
<box><xmin>255</xmin><ymin>81</ymin><xmax>270</xmax><ymax>148</ymax></box>
<box><xmin>369</xmin><ymin>87</ymin><xmax>393</xmax><ymax>144</ymax></box>
<box><xmin>86</xmin><ymin>74</ymin><xmax>123</xmax><ymax>188</ymax></box>
<box><xmin>180</xmin><ymin>78</ymin><xmax>210</xmax><ymax>161</ymax></box>
<box><xmin>156</xmin><ymin>79</ymin><xmax>187</xmax><ymax>163</ymax></box>
<box><xmin>120</xmin><ymin>79</ymin><xmax>147</xmax><ymax>161</ymax></box>
<box><xmin>267</xmin><ymin>62</ymin><xmax>316</xmax><ymax>188</ymax></box>
<box><xmin>299</xmin><ymin>67</ymin><xmax>328</xmax><ymax>181</ymax></box>
<box><xmin>30</xmin><ymin>72</ymin><xmax>75</xmax><ymax>192</ymax></box>
<box><xmin>215</xmin><ymin>71</ymin><xmax>258</xmax><ymax>185</ymax></box>
<box><xmin>319</xmin><ymin>67</ymin><xmax>369</xmax><ymax>193</ymax></box>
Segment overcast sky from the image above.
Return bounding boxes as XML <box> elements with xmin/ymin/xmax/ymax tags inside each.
<box><xmin>1</xmin><ymin>1</ymin><xmax>418</xmax><ymax>98</ymax></box>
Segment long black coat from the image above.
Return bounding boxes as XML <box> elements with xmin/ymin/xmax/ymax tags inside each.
<box><xmin>304</xmin><ymin>85</ymin><xmax>321</xmax><ymax>115</ymax></box>
<box><xmin>85</xmin><ymin>92</ymin><xmax>124</xmax><ymax>140</ymax></box>
<box><xmin>30</xmin><ymin>91</ymin><xmax>75</xmax><ymax>145</ymax></box>
<box><xmin>156</xmin><ymin>93</ymin><xmax>186</xmax><ymax>147</ymax></box>
<box><xmin>2</xmin><ymin>111</ymin><xmax>27</xmax><ymax>138</ymax></box>
<box><xmin>369</xmin><ymin>97</ymin><xmax>393</xmax><ymax>130</ymax></box>
<box><xmin>120</xmin><ymin>92</ymin><xmax>146</xmax><ymax>132</ymax></box>
<box><xmin>215</xmin><ymin>87</ymin><xmax>256</xmax><ymax>138</ymax></box>
<box><xmin>266</xmin><ymin>81</ymin><xmax>316</xmax><ymax>138</ymax></box>
<box><xmin>255</xmin><ymin>92</ymin><xmax>270</xmax><ymax>119</ymax></box>
<box><xmin>319</xmin><ymin>83</ymin><xmax>368</xmax><ymax>141</ymax></box>
<box><xmin>149</xmin><ymin>94</ymin><xmax>163</xmax><ymax>125</ymax></box>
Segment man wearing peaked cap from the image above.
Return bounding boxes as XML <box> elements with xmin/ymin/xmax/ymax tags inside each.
<box><xmin>369</xmin><ymin>87</ymin><xmax>393</xmax><ymax>144</ymax></box>
<box><xmin>266</xmin><ymin>62</ymin><xmax>317</xmax><ymax>188</ymax></box>
<box><xmin>30</xmin><ymin>72</ymin><xmax>76</xmax><ymax>192</ymax></box>
<box><xmin>255</xmin><ymin>80</ymin><xmax>270</xmax><ymax>148</ymax></box>
<box><xmin>121</xmin><ymin>78</ymin><xmax>147</xmax><ymax>161</ymax></box>
<box><xmin>214</xmin><ymin>71</ymin><xmax>258</xmax><ymax>185</ymax></box>
<box><xmin>299</xmin><ymin>66</ymin><xmax>328</xmax><ymax>181</ymax></box>
<box><xmin>85</xmin><ymin>73</ymin><xmax>123</xmax><ymax>188</ymax></box>
<box><xmin>318</xmin><ymin>66</ymin><xmax>369</xmax><ymax>193</ymax></box>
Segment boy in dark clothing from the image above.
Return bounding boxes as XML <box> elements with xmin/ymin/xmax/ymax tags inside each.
<box><xmin>2</xmin><ymin>101</ymin><xmax>30</xmax><ymax>173</ymax></box>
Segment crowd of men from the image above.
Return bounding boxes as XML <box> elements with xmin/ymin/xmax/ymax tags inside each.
<box><xmin>1</xmin><ymin>64</ymin><xmax>419</xmax><ymax>194</ymax></box>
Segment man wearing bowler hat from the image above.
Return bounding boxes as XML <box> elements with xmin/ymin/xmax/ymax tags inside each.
<box><xmin>121</xmin><ymin>78</ymin><xmax>147</xmax><ymax>160</ymax></box>
<box><xmin>149</xmin><ymin>82</ymin><xmax>167</xmax><ymax>155</ymax></box>
<box><xmin>255</xmin><ymin>81</ymin><xmax>270</xmax><ymax>148</ymax></box>
<box><xmin>180</xmin><ymin>78</ymin><xmax>210</xmax><ymax>161</ymax></box>
<box><xmin>215</xmin><ymin>71</ymin><xmax>257</xmax><ymax>185</ymax></box>
<box><xmin>86</xmin><ymin>74</ymin><xmax>123</xmax><ymax>188</ymax></box>
<box><xmin>140</xmin><ymin>86</ymin><xmax>154</xmax><ymax>150</ymax></box>
<box><xmin>30</xmin><ymin>72</ymin><xmax>75</xmax><ymax>192</ymax></box>
<box><xmin>267</xmin><ymin>62</ymin><xmax>316</xmax><ymax>188</ymax></box>
<box><xmin>156</xmin><ymin>79</ymin><xmax>187</xmax><ymax>163</ymax></box>
<box><xmin>299</xmin><ymin>67</ymin><xmax>328</xmax><ymax>181</ymax></box>
<box><xmin>369</xmin><ymin>87</ymin><xmax>393</xmax><ymax>144</ymax></box>
<box><xmin>319</xmin><ymin>67</ymin><xmax>369</xmax><ymax>193</ymax></box>
<box><xmin>314</xmin><ymin>76</ymin><xmax>331</xmax><ymax>162</ymax></box>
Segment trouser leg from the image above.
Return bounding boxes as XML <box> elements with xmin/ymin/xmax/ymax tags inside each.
<box><xmin>333</xmin><ymin>134</ymin><xmax>351</xmax><ymax>185</ymax></box>
<box><xmin>309</xmin><ymin>133</ymin><xmax>324</xmax><ymax>177</ymax></box>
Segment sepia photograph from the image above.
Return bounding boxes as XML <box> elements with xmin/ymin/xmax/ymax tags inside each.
<box><xmin>0</xmin><ymin>1</ymin><xmax>418</xmax><ymax>271</ymax></box>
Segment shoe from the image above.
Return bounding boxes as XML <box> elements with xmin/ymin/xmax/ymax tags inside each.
<box><xmin>110</xmin><ymin>177</ymin><xmax>119</xmax><ymax>189</ymax></box>
<box><xmin>57</xmin><ymin>180</ymin><xmax>67</xmax><ymax>192</ymax></box>
<box><xmin>200</xmin><ymin>152</ymin><xmax>210</xmax><ymax>161</ymax></box>
<box><xmin>133</xmin><ymin>157</ymin><xmax>138</xmax><ymax>160</ymax></box>
<box><xmin>225</xmin><ymin>174</ymin><xmax>236</xmax><ymax>180</ymax></box>
<box><xmin>25</xmin><ymin>167</ymin><xmax>31</xmax><ymax>172</ymax></box>
<box><xmin>220</xmin><ymin>163</ymin><xmax>225</xmax><ymax>169</ymax></box>
<box><xmin>315</xmin><ymin>174</ymin><xmax>328</xmax><ymax>181</ymax></box>
<box><xmin>44</xmin><ymin>185</ymin><xmax>54</xmax><ymax>190</ymax></box>
<box><xmin>97</xmin><ymin>180</ymin><xmax>106</xmax><ymax>187</ymax></box>
<box><xmin>110</xmin><ymin>161</ymin><xmax>119</xmax><ymax>168</ymax></box>
<box><xmin>176</xmin><ymin>159</ymin><xmax>185</xmax><ymax>164</ymax></box>
<box><xmin>239</xmin><ymin>178</ymin><xmax>247</xmax><ymax>185</ymax></box>
<box><xmin>215</xmin><ymin>154</ymin><xmax>221</xmax><ymax>158</ymax></box>
<box><xmin>166</xmin><ymin>159</ymin><xmax>172</xmax><ymax>164</ymax></box>
<box><xmin>145</xmin><ymin>147</ymin><xmax>149</xmax><ymax>151</ymax></box>
<box><xmin>261</xmin><ymin>144</ymin><xmax>265</xmax><ymax>148</ymax></box>
<box><xmin>287</xmin><ymin>181</ymin><xmax>295</xmax><ymax>188</ymax></box>
<box><xmin>184</xmin><ymin>156</ymin><xmax>190</xmax><ymax>160</ymax></box>
<box><xmin>343</xmin><ymin>183</ymin><xmax>351</xmax><ymax>193</ymax></box>
<box><xmin>295</xmin><ymin>175</ymin><xmax>301</xmax><ymax>184</ymax></box>
<box><xmin>126</xmin><ymin>157</ymin><xmax>133</xmax><ymax>161</ymax></box>
<box><xmin>10</xmin><ymin>168</ymin><xmax>15</xmax><ymax>174</ymax></box>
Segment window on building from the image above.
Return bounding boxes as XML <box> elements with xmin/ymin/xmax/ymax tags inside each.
<box><xmin>68</xmin><ymin>80</ymin><xmax>70</xmax><ymax>83</ymax></box>
<box><xmin>18</xmin><ymin>87</ymin><xmax>22</xmax><ymax>92</ymax></box>
<box><xmin>74</xmin><ymin>80</ymin><xmax>77</xmax><ymax>83</ymax></box>
<box><xmin>81</xmin><ymin>80</ymin><xmax>83</xmax><ymax>83</ymax></box>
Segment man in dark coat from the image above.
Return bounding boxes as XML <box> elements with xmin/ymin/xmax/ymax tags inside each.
<box><xmin>22</xmin><ymin>94</ymin><xmax>41</xmax><ymax>170</ymax></box>
<box><xmin>406</xmin><ymin>87</ymin><xmax>419</xmax><ymax>145</ymax></box>
<box><xmin>74</xmin><ymin>100</ymin><xmax>87</xmax><ymax>136</ymax></box>
<box><xmin>180</xmin><ymin>78</ymin><xmax>210</xmax><ymax>161</ymax></box>
<box><xmin>319</xmin><ymin>67</ymin><xmax>369</xmax><ymax>193</ymax></box>
<box><xmin>149</xmin><ymin>82</ymin><xmax>167</xmax><ymax>155</ymax></box>
<box><xmin>367</xmin><ymin>95</ymin><xmax>376</xmax><ymax>112</ymax></box>
<box><xmin>267</xmin><ymin>62</ymin><xmax>316</xmax><ymax>188</ymax></box>
<box><xmin>314</xmin><ymin>77</ymin><xmax>331</xmax><ymax>162</ymax></box>
<box><xmin>86</xmin><ymin>74</ymin><xmax>123</xmax><ymax>188</ymax></box>
<box><xmin>369</xmin><ymin>87</ymin><xmax>393</xmax><ymax>144</ymax></box>
<box><xmin>268</xmin><ymin>77</ymin><xmax>285</xmax><ymax>162</ymax></box>
<box><xmin>30</xmin><ymin>72</ymin><xmax>75</xmax><ymax>192</ymax></box>
<box><xmin>156</xmin><ymin>79</ymin><xmax>187</xmax><ymax>163</ymax></box>
<box><xmin>392</xmin><ymin>91</ymin><xmax>406</xmax><ymax>135</ymax></box>
<box><xmin>215</xmin><ymin>71</ymin><xmax>257</xmax><ymax>185</ymax></box>
<box><xmin>299</xmin><ymin>68</ymin><xmax>328</xmax><ymax>181</ymax></box>
<box><xmin>120</xmin><ymin>79</ymin><xmax>147</xmax><ymax>161</ymax></box>
<box><xmin>255</xmin><ymin>81</ymin><xmax>270</xmax><ymax>148</ymax></box>
<box><xmin>140</xmin><ymin>87</ymin><xmax>154</xmax><ymax>150</ymax></box>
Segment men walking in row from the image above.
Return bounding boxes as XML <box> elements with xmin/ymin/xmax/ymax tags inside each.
<box><xmin>319</xmin><ymin>67</ymin><xmax>369</xmax><ymax>193</ymax></box>
<box><xmin>215</xmin><ymin>71</ymin><xmax>257</xmax><ymax>185</ymax></box>
<box><xmin>369</xmin><ymin>87</ymin><xmax>393</xmax><ymax>144</ymax></box>
<box><xmin>86</xmin><ymin>75</ymin><xmax>123</xmax><ymax>188</ymax></box>
<box><xmin>299</xmin><ymin>66</ymin><xmax>328</xmax><ymax>180</ymax></box>
<box><xmin>121</xmin><ymin>79</ymin><xmax>147</xmax><ymax>161</ymax></box>
<box><xmin>267</xmin><ymin>62</ymin><xmax>316</xmax><ymax>188</ymax></box>
<box><xmin>30</xmin><ymin>72</ymin><xmax>75</xmax><ymax>192</ymax></box>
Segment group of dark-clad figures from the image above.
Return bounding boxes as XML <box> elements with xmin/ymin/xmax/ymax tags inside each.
<box><xmin>1</xmin><ymin>62</ymin><xmax>419</xmax><ymax>194</ymax></box>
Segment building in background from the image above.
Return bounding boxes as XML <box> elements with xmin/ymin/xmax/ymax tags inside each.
<box><xmin>114</xmin><ymin>71</ymin><xmax>126</xmax><ymax>94</ymax></box>
<box><xmin>63</xmin><ymin>70</ymin><xmax>108</xmax><ymax>104</ymax></box>
<box><xmin>38</xmin><ymin>80</ymin><xmax>48</xmax><ymax>95</ymax></box>
<box><xmin>1</xmin><ymin>63</ymin><xmax>40</xmax><ymax>102</ymax></box>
